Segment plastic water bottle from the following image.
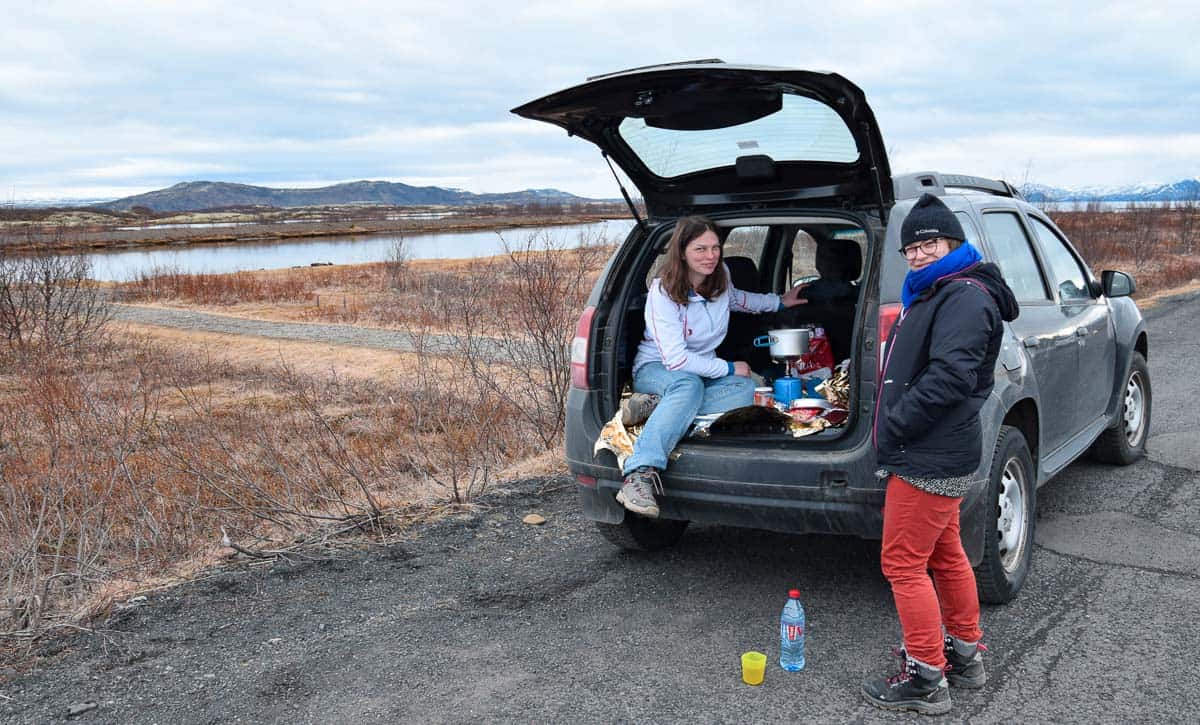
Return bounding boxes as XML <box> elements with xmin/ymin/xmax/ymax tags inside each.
<box><xmin>780</xmin><ymin>588</ymin><xmax>806</xmax><ymax>671</ymax></box>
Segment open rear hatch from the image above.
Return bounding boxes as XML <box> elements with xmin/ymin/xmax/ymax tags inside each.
<box><xmin>512</xmin><ymin>60</ymin><xmax>894</xmax><ymax>219</ymax></box>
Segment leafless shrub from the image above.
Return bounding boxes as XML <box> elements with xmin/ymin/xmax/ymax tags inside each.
<box><xmin>1177</xmin><ymin>195</ymin><xmax>1199</xmax><ymax>256</ymax></box>
<box><xmin>0</xmin><ymin>238</ymin><xmax>110</xmax><ymax>356</ymax></box>
<box><xmin>118</xmin><ymin>265</ymin><xmax>310</xmax><ymax>305</ymax></box>
<box><xmin>453</xmin><ymin>230</ymin><xmax>607</xmax><ymax>447</ymax></box>
<box><xmin>390</xmin><ymin>325</ymin><xmax>511</xmax><ymax>503</ymax></box>
<box><xmin>383</xmin><ymin>233</ymin><xmax>411</xmax><ymax>291</ymax></box>
<box><xmin>0</xmin><ymin>347</ymin><xmax>162</xmax><ymax>639</ymax></box>
<box><xmin>152</xmin><ymin>361</ymin><xmax>395</xmax><ymax>538</ymax></box>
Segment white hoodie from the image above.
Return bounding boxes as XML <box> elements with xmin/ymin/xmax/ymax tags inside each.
<box><xmin>633</xmin><ymin>265</ymin><xmax>780</xmax><ymax>379</ymax></box>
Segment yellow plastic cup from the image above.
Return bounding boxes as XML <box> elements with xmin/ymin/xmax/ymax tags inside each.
<box><xmin>741</xmin><ymin>651</ymin><xmax>766</xmax><ymax>685</ymax></box>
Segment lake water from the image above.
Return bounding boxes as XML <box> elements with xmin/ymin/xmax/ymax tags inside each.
<box><xmin>85</xmin><ymin>219</ymin><xmax>636</xmax><ymax>282</ymax></box>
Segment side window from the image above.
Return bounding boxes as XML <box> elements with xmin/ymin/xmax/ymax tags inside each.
<box><xmin>1029</xmin><ymin>217</ymin><xmax>1090</xmax><ymax>303</ymax></box>
<box><xmin>981</xmin><ymin>212</ymin><xmax>1051</xmax><ymax>303</ymax></box>
<box><xmin>789</xmin><ymin>229</ymin><xmax>819</xmax><ymax>286</ymax></box>
<box><xmin>955</xmin><ymin>211</ymin><xmax>981</xmax><ymax>245</ymax></box>
<box><xmin>723</xmin><ymin>225</ymin><xmax>769</xmax><ymax>262</ymax></box>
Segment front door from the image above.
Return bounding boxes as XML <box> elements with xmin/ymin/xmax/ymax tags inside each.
<box><xmin>980</xmin><ymin>211</ymin><xmax>1079</xmax><ymax>453</ymax></box>
<box><xmin>1027</xmin><ymin>215</ymin><xmax>1116</xmax><ymax>427</ymax></box>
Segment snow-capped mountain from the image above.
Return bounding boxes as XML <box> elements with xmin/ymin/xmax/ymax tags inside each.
<box><xmin>1022</xmin><ymin>178</ymin><xmax>1200</xmax><ymax>203</ymax></box>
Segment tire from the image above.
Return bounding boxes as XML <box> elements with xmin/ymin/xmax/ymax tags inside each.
<box><xmin>1089</xmin><ymin>352</ymin><xmax>1151</xmax><ymax>465</ymax></box>
<box><xmin>595</xmin><ymin>515</ymin><xmax>689</xmax><ymax>551</ymax></box>
<box><xmin>975</xmin><ymin>425</ymin><xmax>1036</xmax><ymax>604</ymax></box>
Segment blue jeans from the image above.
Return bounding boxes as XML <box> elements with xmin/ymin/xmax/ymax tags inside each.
<box><xmin>622</xmin><ymin>361</ymin><xmax>756</xmax><ymax>474</ymax></box>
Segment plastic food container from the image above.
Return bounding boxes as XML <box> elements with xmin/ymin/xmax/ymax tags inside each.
<box><xmin>753</xmin><ymin>387</ymin><xmax>775</xmax><ymax>406</ymax></box>
<box><xmin>789</xmin><ymin>397</ymin><xmax>832</xmax><ymax>422</ymax></box>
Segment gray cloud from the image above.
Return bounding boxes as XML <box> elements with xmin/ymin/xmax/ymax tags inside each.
<box><xmin>2</xmin><ymin>1</ymin><xmax>1197</xmax><ymax>200</ymax></box>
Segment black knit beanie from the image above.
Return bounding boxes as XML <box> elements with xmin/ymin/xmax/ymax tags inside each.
<box><xmin>900</xmin><ymin>193</ymin><xmax>965</xmax><ymax>250</ymax></box>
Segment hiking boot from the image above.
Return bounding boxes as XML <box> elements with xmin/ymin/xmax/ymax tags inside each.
<box><xmin>862</xmin><ymin>656</ymin><xmax>951</xmax><ymax>715</ymax></box>
<box><xmin>620</xmin><ymin>393</ymin><xmax>660</xmax><ymax>427</ymax></box>
<box><xmin>616</xmin><ymin>466</ymin><xmax>663</xmax><ymax>517</ymax></box>
<box><xmin>892</xmin><ymin>637</ymin><xmax>987</xmax><ymax>689</ymax></box>
<box><xmin>943</xmin><ymin>637</ymin><xmax>986</xmax><ymax>688</ymax></box>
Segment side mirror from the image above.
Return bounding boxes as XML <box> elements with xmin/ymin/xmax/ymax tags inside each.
<box><xmin>1101</xmin><ymin>270</ymin><xmax>1136</xmax><ymax>298</ymax></box>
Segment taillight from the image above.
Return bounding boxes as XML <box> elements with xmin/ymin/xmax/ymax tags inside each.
<box><xmin>878</xmin><ymin>303</ymin><xmax>903</xmax><ymax>373</ymax></box>
<box><xmin>571</xmin><ymin>305</ymin><xmax>596</xmax><ymax>390</ymax></box>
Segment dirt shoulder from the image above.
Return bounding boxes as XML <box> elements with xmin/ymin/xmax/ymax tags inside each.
<box><xmin>0</xmin><ymin>475</ymin><xmax>588</xmax><ymax>723</ymax></box>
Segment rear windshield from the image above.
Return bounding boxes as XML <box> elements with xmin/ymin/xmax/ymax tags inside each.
<box><xmin>617</xmin><ymin>93</ymin><xmax>859</xmax><ymax>179</ymax></box>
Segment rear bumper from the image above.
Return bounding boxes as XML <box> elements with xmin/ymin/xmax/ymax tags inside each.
<box><xmin>577</xmin><ymin>473</ymin><xmax>886</xmax><ymax>538</ymax></box>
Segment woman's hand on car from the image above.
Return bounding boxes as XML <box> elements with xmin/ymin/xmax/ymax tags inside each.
<box><xmin>780</xmin><ymin>284</ymin><xmax>810</xmax><ymax>308</ymax></box>
<box><xmin>733</xmin><ymin>361</ymin><xmax>752</xmax><ymax>377</ymax></box>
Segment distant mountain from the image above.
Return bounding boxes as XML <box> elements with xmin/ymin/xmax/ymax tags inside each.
<box><xmin>92</xmin><ymin>180</ymin><xmax>598</xmax><ymax>212</ymax></box>
<box><xmin>1022</xmin><ymin>178</ymin><xmax>1200</xmax><ymax>203</ymax></box>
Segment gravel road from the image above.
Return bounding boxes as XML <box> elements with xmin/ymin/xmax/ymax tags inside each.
<box><xmin>110</xmin><ymin>304</ymin><xmax>462</xmax><ymax>354</ymax></box>
<box><xmin>109</xmin><ymin>303</ymin><xmax>515</xmax><ymax>360</ymax></box>
<box><xmin>4</xmin><ymin>294</ymin><xmax>1199</xmax><ymax>723</ymax></box>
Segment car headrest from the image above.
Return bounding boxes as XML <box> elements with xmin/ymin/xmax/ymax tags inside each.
<box><xmin>815</xmin><ymin>241</ymin><xmax>863</xmax><ymax>282</ymax></box>
<box><xmin>724</xmin><ymin>256</ymin><xmax>763</xmax><ymax>293</ymax></box>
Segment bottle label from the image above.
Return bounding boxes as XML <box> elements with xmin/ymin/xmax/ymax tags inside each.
<box><xmin>786</xmin><ymin>624</ymin><xmax>804</xmax><ymax>641</ymax></box>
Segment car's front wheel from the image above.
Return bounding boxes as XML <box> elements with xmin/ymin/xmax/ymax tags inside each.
<box><xmin>1089</xmin><ymin>352</ymin><xmax>1151</xmax><ymax>465</ymax></box>
<box><xmin>975</xmin><ymin>425</ymin><xmax>1036</xmax><ymax>604</ymax></box>
<box><xmin>595</xmin><ymin>515</ymin><xmax>688</xmax><ymax>551</ymax></box>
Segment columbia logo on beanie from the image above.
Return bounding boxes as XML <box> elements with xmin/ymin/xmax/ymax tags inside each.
<box><xmin>900</xmin><ymin>193</ymin><xmax>966</xmax><ymax>250</ymax></box>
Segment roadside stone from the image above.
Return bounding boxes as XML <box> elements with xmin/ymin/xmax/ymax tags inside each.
<box><xmin>66</xmin><ymin>701</ymin><xmax>98</xmax><ymax>717</ymax></box>
<box><xmin>522</xmin><ymin>514</ymin><xmax>547</xmax><ymax>526</ymax></box>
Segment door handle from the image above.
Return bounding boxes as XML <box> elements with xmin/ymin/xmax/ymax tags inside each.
<box><xmin>1022</xmin><ymin>335</ymin><xmax>1040</xmax><ymax>348</ymax></box>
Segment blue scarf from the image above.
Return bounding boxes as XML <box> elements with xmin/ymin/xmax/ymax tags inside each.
<box><xmin>901</xmin><ymin>241</ymin><xmax>983</xmax><ymax>308</ymax></box>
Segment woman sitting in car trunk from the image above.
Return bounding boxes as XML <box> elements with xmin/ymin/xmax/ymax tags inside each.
<box><xmin>617</xmin><ymin>215</ymin><xmax>805</xmax><ymax>517</ymax></box>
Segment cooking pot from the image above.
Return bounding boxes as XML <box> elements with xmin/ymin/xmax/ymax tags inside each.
<box><xmin>753</xmin><ymin>327</ymin><xmax>812</xmax><ymax>358</ymax></box>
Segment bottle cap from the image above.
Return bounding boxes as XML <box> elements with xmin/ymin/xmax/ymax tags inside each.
<box><xmin>788</xmin><ymin>589</ymin><xmax>800</xmax><ymax>598</ymax></box>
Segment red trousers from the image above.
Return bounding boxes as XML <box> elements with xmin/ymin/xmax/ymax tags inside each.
<box><xmin>881</xmin><ymin>474</ymin><xmax>983</xmax><ymax>668</ymax></box>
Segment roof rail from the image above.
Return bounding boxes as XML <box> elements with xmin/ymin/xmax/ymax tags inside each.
<box><xmin>894</xmin><ymin>172</ymin><xmax>1024</xmax><ymax>201</ymax></box>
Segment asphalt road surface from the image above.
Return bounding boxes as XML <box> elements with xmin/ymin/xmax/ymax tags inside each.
<box><xmin>4</xmin><ymin>293</ymin><xmax>1199</xmax><ymax>723</ymax></box>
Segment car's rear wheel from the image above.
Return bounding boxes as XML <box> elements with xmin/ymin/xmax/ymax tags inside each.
<box><xmin>1089</xmin><ymin>352</ymin><xmax>1151</xmax><ymax>465</ymax></box>
<box><xmin>975</xmin><ymin>425</ymin><xmax>1036</xmax><ymax>604</ymax></box>
<box><xmin>595</xmin><ymin>515</ymin><xmax>688</xmax><ymax>551</ymax></box>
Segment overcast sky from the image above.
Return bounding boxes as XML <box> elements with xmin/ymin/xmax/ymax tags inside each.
<box><xmin>3</xmin><ymin>1</ymin><xmax>1198</xmax><ymax>201</ymax></box>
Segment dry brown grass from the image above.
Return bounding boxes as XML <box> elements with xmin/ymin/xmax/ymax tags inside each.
<box><xmin>1048</xmin><ymin>205</ymin><xmax>1200</xmax><ymax>299</ymax></box>
<box><xmin>114</xmin><ymin>243</ymin><xmax>613</xmax><ymax>334</ymax></box>
<box><xmin>2</xmin><ymin>232</ymin><xmax>604</xmax><ymax>651</ymax></box>
<box><xmin>0</xmin><ymin>327</ymin><xmax>543</xmax><ymax>651</ymax></box>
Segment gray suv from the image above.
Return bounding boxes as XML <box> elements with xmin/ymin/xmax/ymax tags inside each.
<box><xmin>513</xmin><ymin>61</ymin><xmax>1150</xmax><ymax>603</ymax></box>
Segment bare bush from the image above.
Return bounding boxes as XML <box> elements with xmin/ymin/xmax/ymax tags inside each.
<box><xmin>0</xmin><ymin>241</ymin><xmax>109</xmax><ymax>356</ymax></box>
<box><xmin>118</xmin><ymin>265</ymin><xmax>310</xmax><ymax>305</ymax></box>
<box><xmin>152</xmin><ymin>362</ymin><xmax>396</xmax><ymax>538</ymax></box>
<box><xmin>453</xmin><ymin>230</ymin><xmax>608</xmax><ymax>447</ymax></box>
<box><xmin>383</xmin><ymin>233</ymin><xmax>411</xmax><ymax>291</ymax></box>
<box><xmin>391</xmin><ymin>326</ymin><xmax>514</xmax><ymax>503</ymax></box>
<box><xmin>1177</xmin><ymin>196</ymin><xmax>1199</xmax><ymax>256</ymax></box>
<box><xmin>0</xmin><ymin>349</ymin><xmax>162</xmax><ymax>638</ymax></box>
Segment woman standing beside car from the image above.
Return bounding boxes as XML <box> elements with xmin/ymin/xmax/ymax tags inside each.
<box><xmin>863</xmin><ymin>193</ymin><xmax>1019</xmax><ymax>715</ymax></box>
<box><xmin>616</xmin><ymin>215</ymin><xmax>805</xmax><ymax>517</ymax></box>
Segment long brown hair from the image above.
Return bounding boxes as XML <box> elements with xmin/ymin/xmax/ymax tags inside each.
<box><xmin>659</xmin><ymin>215</ymin><xmax>727</xmax><ymax>305</ymax></box>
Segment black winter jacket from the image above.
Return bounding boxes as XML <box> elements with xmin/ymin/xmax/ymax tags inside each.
<box><xmin>874</xmin><ymin>262</ymin><xmax>1019</xmax><ymax>482</ymax></box>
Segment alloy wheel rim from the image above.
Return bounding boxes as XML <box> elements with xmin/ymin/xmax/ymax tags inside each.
<box><xmin>997</xmin><ymin>457</ymin><xmax>1027</xmax><ymax>574</ymax></box>
<box><xmin>1123</xmin><ymin>371</ymin><xmax>1146</xmax><ymax>448</ymax></box>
